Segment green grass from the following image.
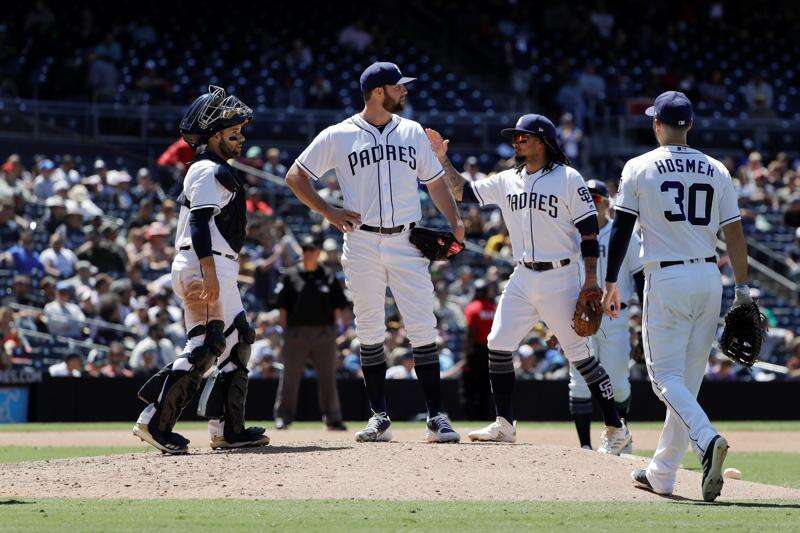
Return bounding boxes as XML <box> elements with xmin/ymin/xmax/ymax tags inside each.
<box><xmin>2</xmin><ymin>420</ymin><xmax>800</xmax><ymax>432</ymax></box>
<box><xmin>0</xmin><ymin>446</ymin><xmax>147</xmax><ymax>464</ymax></box>
<box><xmin>634</xmin><ymin>450</ymin><xmax>800</xmax><ymax>490</ymax></box>
<box><xmin>1</xmin><ymin>499</ymin><xmax>798</xmax><ymax>532</ymax></box>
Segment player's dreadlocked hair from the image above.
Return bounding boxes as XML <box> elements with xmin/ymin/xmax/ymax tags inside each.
<box><xmin>514</xmin><ymin>134</ymin><xmax>571</xmax><ymax>174</ymax></box>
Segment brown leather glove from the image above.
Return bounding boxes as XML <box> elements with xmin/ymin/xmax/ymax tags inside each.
<box><xmin>573</xmin><ymin>286</ymin><xmax>603</xmax><ymax>337</ymax></box>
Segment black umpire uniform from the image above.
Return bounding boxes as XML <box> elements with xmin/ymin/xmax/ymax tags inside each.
<box><xmin>274</xmin><ymin>236</ymin><xmax>348</xmax><ymax>429</ymax></box>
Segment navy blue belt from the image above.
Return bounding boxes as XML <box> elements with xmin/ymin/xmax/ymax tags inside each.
<box><xmin>179</xmin><ymin>245</ymin><xmax>237</xmax><ymax>261</ymax></box>
<box><xmin>360</xmin><ymin>222</ymin><xmax>415</xmax><ymax>235</ymax></box>
<box><xmin>521</xmin><ymin>258</ymin><xmax>571</xmax><ymax>272</ymax></box>
<box><xmin>659</xmin><ymin>256</ymin><xmax>715</xmax><ymax>268</ymax></box>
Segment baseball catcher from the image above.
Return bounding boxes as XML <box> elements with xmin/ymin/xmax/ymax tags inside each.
<box><xmin>133</xmin><ymin>85</ymin><xmax>268</xmax><ymax>454</ymax></box>
<box><xmin>718</xmin><ymin>287</ymin><xmax>766</xmax><ymax>367</ymax></box>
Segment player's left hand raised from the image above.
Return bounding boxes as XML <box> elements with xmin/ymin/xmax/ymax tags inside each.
<box><xmin>425</xmin><ymin>128</ymin><xmax>449</xmax><ymax>158</ymax></box>
<box><xmin>602</xmin><ymin>282</ymin><xmax>621</xmax><ymax>319</ymax></box>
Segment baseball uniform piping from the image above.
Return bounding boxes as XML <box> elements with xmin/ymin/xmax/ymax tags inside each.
<box><xmin>351</xmin><ymin>119</ymin><xmax>383</xmax><ymax>227</ymax></box>
<box><xmin>385</xmin><ymin>119</ymin><xmax>401</xmax><ymax>227</ymax></box>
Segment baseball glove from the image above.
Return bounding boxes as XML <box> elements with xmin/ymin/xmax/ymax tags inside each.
<box><xmin>572</xmin><ymin>286</ymin><xmax>603</xmax><ymax>337</ymax></box>
<box><xmin>409</xmin><ymin>226</ymin><xmax>464</xmax><ymax>261</ymax></box>
<box><xmin>718</xmin><ymin>301</ymin><xmax>766</xmax><ymax>367</ymax></box>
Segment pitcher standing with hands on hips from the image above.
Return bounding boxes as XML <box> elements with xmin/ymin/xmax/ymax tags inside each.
<box><xmin>285</xmin><ymin>62</ymin><xmax>465</xmax><ymax>443</ymax></box>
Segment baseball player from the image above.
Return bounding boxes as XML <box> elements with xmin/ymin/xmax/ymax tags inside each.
<box><xmin>285</xmin><ymin>62</ymin><xmax>464</xmax><ymax>443</ymax></box>
<box><xmin>603</xmin><ymin>91</ymin><xmax>750</xmax><ymax>501</ymax></box>
<box><xmin>427</xmin><ymin>114</ymin><xmax>631</xmax><ymax>454</ymax></box>
<box><xmin>567</xmin><ymin>179</ymin><xmax>644</xmax><ymax>451</ymax></box>
<box><xmin>133</xmin><ymin>86</ymin><xmax>269</xmax><ymax>454</ymax></box>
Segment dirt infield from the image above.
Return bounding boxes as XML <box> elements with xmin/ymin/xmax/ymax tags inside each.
<box><xmin>1</xmin><ymin>427</ymin><xmax>799</xmax><ymax>502</ymax></box>
<box><xmin>1</xmin><ymin>426</ymin><xmax>798</xmax><ymax>452</ymax></box>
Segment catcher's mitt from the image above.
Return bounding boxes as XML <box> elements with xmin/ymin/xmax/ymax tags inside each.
<box><xmin>409</xmin><ymin>226</ymin><xmax>464</xmax><ymax>261</ymax></box>
<box><xmin>573</xmin><ymin>286</ymin><xmax>603</xmax><ymax>337</ymax></box>
<box><xmin>718</xmin><ymin>301</ymin><xmax>766</xmax><ymax>367</ymax></box>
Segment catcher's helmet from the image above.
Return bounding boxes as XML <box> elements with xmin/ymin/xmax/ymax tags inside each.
<box><xmin>179</xmin><ymin>85</ymin><xmax>253</xmax><ymax>149</ymax></box>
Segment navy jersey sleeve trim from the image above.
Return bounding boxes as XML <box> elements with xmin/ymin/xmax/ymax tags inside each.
<box><xmin>572</xmin><ymin>209</ymin><xmax>598</xmax><ymax>224</ymax></box>
<box><xmin>614</xmin><ymin>205</ymin><xmax>639</xmax><ymax>216</ymax></box>
<box><xmin>296</xmin><ymin>159</ymin><xmax>322</xmax><ymax>181</ymax></box>
<box><xmin>719</xmin><ymin>214</ymin><xmax>742</xmax><ymax>227</ymax></box>
<box><xmin>419</xmin><ymin>167</ymin><xmax>445</xmax><ymax>183</ymax></box>
<box><xmin>605</xmin><ymin>210</ymin><xmax>638</xmax><ymax>283</ymax></box>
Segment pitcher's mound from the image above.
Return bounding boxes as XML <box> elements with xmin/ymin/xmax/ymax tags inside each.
<box><xmin>2</xmin><ymin>441</ymin><xmax>798</xmax><ymax>502</ymax></box>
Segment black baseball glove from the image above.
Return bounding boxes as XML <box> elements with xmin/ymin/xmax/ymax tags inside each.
<box><xmin>718</xmin><ymin>301</ymin><xmax>767</xmax><ymax>367</ymax></box>
<box><xmin>409</xmin><ymin>226</ymin><xmax>465</xmax><ymax>261</ymax></box>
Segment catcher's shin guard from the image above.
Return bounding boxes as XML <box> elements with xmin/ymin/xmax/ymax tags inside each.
<box><xmin>138</xmin><ymin>364</ymin><xmax>170</xmax><ymax>404</ymax></box>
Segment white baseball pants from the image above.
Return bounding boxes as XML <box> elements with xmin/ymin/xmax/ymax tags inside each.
<box><xmin>642</xmin><ymin>261</ymin><xmax>722</xmax><ymax>493</ymax></box>
<box><xmin>487</xmin><ymin>261</ymin><xmax>591</xmax><ymax>363</ymax></box>
<box><xmin>341</xmin><ymin>228</ymin><xmax>437</xmax><ymax>347</ymax></box>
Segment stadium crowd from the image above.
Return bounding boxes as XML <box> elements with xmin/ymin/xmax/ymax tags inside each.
<box><xmin>1</xmin><ymin>141</ymin><xmax>799</xmax><ymax>388</ymax></box>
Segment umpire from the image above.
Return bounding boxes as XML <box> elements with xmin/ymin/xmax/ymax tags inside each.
<box><xmin>274</xmin><ymin>236</ymin><xmax>348</xmax><ymax>430</ymax></box>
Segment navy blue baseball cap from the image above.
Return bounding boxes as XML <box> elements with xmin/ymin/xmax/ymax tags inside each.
<box><xmin>645</xmin><ymin>91</ymin><xmax>694</xmax><ymax>127</ymax></box>
<box><xmin>585</xmin><ymin>179</ymin><xmax>609</xmax><ymax>198</ymax></box>
<box><xmin>500</xmin><ymin>114</ymin><xmax>558</xmax><ymax>143</ymax></box>
<box><xmin>360</xmin><ymin>62</ymin><xmax>416</xmax><ymax>93</ymax></box>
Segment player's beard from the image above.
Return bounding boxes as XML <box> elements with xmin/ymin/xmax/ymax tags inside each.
<box><xmin>220</xmin><ymin>139</ymin><xmax>243</xmax><ymax>159</ymax></box>
<box><xmin>382</xmin><ymin>93</ymin><xmax>405</xmax><ymax>113</ymax></box>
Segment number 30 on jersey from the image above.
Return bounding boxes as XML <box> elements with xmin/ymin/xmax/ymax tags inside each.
<box><xmin>660</xmin><ymin>181</ymin><xmax>714</xmax><ymax>226</ymax></box>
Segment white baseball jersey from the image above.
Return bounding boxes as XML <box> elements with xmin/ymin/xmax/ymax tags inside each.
<box><xmin>295</xmin><ymin>113</ymin><xmax>444</xmax><ymax>227</ymax></box>
<box><xmin>470</xmin><ymin>164</ymin><xmax>597</xmax><ymax>262</ymax></box>
<box><xmin>598</xmin><ymin>220</ymin><xmax>643</xmax><ymax>302</ymax></box>
<box><xmin>174</xmin><ymin>160</ymin><xmax>238</xmax><ymax>257</ymax></box>
<box><xmin>614</xmin><ymin>145</ymin><xmax>740</xmax><ymax>262</ymax></box>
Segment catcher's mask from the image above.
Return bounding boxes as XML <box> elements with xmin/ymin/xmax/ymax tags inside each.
<box><xmin>179</xmin><ymin>85</ymin><xmax>254</xmax><ymax>149</ymax></box>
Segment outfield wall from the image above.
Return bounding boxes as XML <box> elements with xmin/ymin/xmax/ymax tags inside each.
<box><xmin>2</xmin><ymin>377</ymin><xmax>797</xmax><ymax>423</ymax></box>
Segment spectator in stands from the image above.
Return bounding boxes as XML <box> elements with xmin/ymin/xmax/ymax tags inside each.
<box><xmin>742</xmin><ymin>75</ymin><xmax>774</xmax><ymax>112</ymax></box>
<box><xmin>308</xmin><ymin>74</ymin><xmax>337</xmax><ymax>109</ymax></box>
<box><xmin>339</xmin><ymin>20</ymin><xmax>373</xmax><ymax>52</ymax></box>
<box><xmin>556</xmin><ymin>76</ymin><xmax>586</xmax><ymax>128</ymax></box>
<box><xmin>785</xmin><ymin>228</ymin><xmax>800</xmax><ymax>280</ymax></box>
<box><xmin>274</xmin><ymin>74</ymin><xmax>306</xmax><ymax>109</ymax></box>
<box><xmin>124</xmin><ymin>297</ymin><xmax>151</xmax><ymax>336</ymax></box>
<box><xmin>2</xmin><ymin>230</ymin><xmax>43</xmax><ymax>274</ymax></box>
<box><xmin>53</xmin><ymin>155</ymin><xmax>80</xmax><ymax>186</ymax></box>
<box><xmin>0</xmin><ymin>199</ymin><xmax>22</xmax><ymax>249</ymax></box>
<box><xmin>248</xmin><ymin>349</ymin><xmax>280</xmax><ymax>379</ymax></box>
<box><xmin>461</xmin><ymin>157</ymin><xmax>487</xmax><ymax>182</ymax></box>
<box><xmin>463</xmin><ymin>206</ymin><xmax>486</xmax><ymax>238</ymax></box>
<box><xmin>85</xmin><ymin>159</ymin><xmax>108</xmax><ymax>192</ymax></box>
<box><xmin>57</xmin><ymin>203</ymin><xmax>87</xmax><ymax>250</ymax></box>
<box><xmin>130</xmin><ymin>323</ymin><xmax>175</xmax><ymax>370</ymax></box>
<box><xmin>0</xmin><ymin>154</ymin><xmax>31</xmax><ymax>201</ymax></box>
<box><xmin>69</xmin><ymin>260</ymin><xmax>97</xmax><ymax>296</ymax></box>
<box><xmin>0</xmin><ymin>306</ymin><xmax>21</xmax><ymax>363</ymax></box>
<box><xmin>43</xmin><ymin>196</ymin><xmax>67</xmax><ymax>233</ymax></box>
<box><xmin>386</xmin><ymin>347</ymin><xmax>415</xmax><ymax>379</ymax></box>
<box><xmin>135</xmin><ymin>60</ymin><xmax>171</xmax><ymax>104</ymax></box>
<box><xmin>263</xmin><ymin>147</ymin><xmax>287</xmax><ymax>179</ymax></box>
<box><xmin>156</xmin><ymin>199</ymin><xmax>178</xmax><ymax>233</ymax></box>
<box><xmin>699</xmin><ymin>70</ymin><xmax>727</xmax><ymax>105</ymax></box>
<box><xmin>462</xmin><ymin>279</ymin><xmax>496</xmax><ymax>419</ymax></box>
<box><xmin>132</xmin><ymin>168</ymin><xmax>165</xmax><ymax>207</ymax></box>
<box><xmin>40</xmin><ymin>233</ymin><xmax>78</xmax><ymax>278</ymax></box>
<box><xmin>48</xmin><ymin>353</ymin><xmax>83</xmax><ymax>377</ymax></box>
<box><xmin>578</xmin><ymin>64</ymin><xmax>606</xmax><ymax>120</ymax></box>
<box><xmin>128</xmin><ymin>198</ymin><xmax>155</xmax><ymax>230</ymax></box>
<box><xmin>104</xmin><ymin>170</ymin><xmax>134</xmax><ymax>210</ymax></box>
<box><xmin>557</xmin><ymin>113</ymin><xmax>583</xmax><ymax>163</ymax></box>
<box><xmin>39</xmin><ymin>276</ymin><xmax>56</xmax><ymax>307</ymax></box>
<box><xmin>110</xmin><ymin>279</ymin><xmax>134</xmax><ymax>321</ymax></box>
<box><xmin>32</xmin><ymin>159</ymin><xmax>57</xmax><ymax>200</ymax></box>
<box><xmin>94</xmin><ymin>294</ymin><xmax>126</xmax><ymax>346</ymax></box>
<box><xmin>44</xmin><ymin>282</ymin><xmax>86</xmax><ymax>339</ymax></box>
<box><xmin>100</xmin><ymin>341</ymin><xmax>133</xmax><ymax>377</ymax></box>
<box><xmin>515</xmin><ymin>344</ymin><xmax>538</xmax><ymax>380</ymax></box>
<box><xmin>433</xmin><ymin>280</ymin><xmax>466</xmax><ymax>335</ymax></box>
<box><xmin>125</xmin><ymin>227</ymin><xmax>148</xmax><ymax>266</ymax></box>
<box><xmin>141</xmin><ymin>222</ymin><xmax>172</xmax><ymax>272</ymax></box>
<box><xmin>68</xmin><ymin>184</ymin><xmax>104</xmax><ymax>219</ymax></box>
<box><xmin>285</xmin><ymin>38</ymin><xmax>313</xmax><ymax>69</ymax></box>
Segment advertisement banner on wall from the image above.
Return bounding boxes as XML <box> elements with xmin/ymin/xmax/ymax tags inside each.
<box><xmin>0</xmin><ymin>387</ymin><xmax>29</xmax><ymax>423</ymax></box>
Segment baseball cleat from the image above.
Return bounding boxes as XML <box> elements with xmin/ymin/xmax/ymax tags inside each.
<box><xmin>211</xmin><ymin>427</ymin><xmax>270</xmax><ymax>449</ymax></box>
<box><xmin>467</xmin><ymin>417</ymin><xmax>517</xmax><ymax>443</ymax></box>
<box><xmin>598</xmin><ymin>422</ymin><xmax>632</xmax><ymax>455</ymax></box>
<box><xmin>133</xmin><ymin>423</ymin><xmax>189</xmax><ymax>455</ymax></box>
<box><xmin>701</xmin><ymin>435</ymin><xmax>729</xmax><ymax>502</ymax></box>
<box><xmin>355</xmin><ymin>412</ymin><xmax>392</xmax><ymax>442</ymax></box>
<box><xmin>631</xmin><ymin>469</ymin><xmax>672</xmax><ymax>496</ymax></box>
<box><xmin>581</xmin><ymin>444</ymin><xmax>593</xmax><ymax>450</ymax></box>
<box><xmin>426</xmin><ymin>413</ymin><xmax>460</xmax><ymax>443</ymax></box>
